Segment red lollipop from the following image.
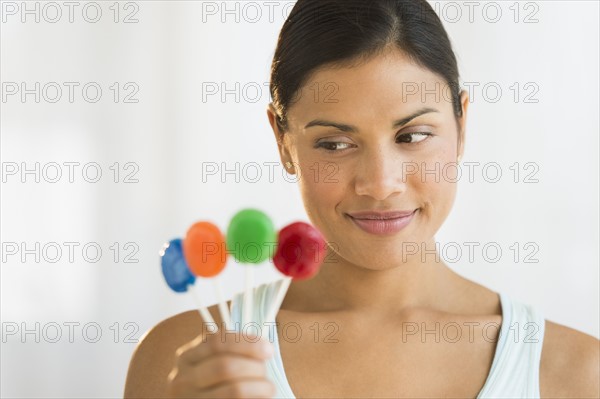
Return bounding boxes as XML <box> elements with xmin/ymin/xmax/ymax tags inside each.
<box><xmin>266</xmin><ymin>222</ymin><xmax>326</xmax><ymax>323</ymax></box>
<box><xmin>273</xmin><ymin>222</ymin><xmax>326</xmax><ymax>279</ymax></box>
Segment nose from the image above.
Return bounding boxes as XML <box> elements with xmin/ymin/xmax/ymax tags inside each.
<box><xmin>354</xmin><ymin>146</ymin><xmax>408</xmax><ymax>201</ymax></box>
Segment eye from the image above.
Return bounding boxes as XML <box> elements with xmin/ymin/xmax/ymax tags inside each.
<box><xmin>314</xmin><ymin>141</ymin><xmax>354</xmax><ymax>153</ymax></box>
<box><xmin>396</xmin><ymin>132</ymin><xmax>432</xmax><ymax>144</ymax></box>
<box><xmin>314</xmin><ymin>132</ymin><xmax>432</xmax><ymax>154</ymax></box>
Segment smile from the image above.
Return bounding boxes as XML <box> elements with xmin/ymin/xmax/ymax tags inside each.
<box><xmin>346</xmin><ymin>209</ymin><xmax>417</xmax><ymax>236</ymax></box>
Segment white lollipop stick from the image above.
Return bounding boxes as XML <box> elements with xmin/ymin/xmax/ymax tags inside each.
<box><xmin>213</xmin><ymin>278</ymin><xmax>233</xmax><ymax>330</ymax></box>
<box><xmin>243</xmin><ymin>266</ymin><xmax>254</xmax><ymax>328</ymax></box>
<box><xmin>189</xmin><ymin>284</ymin><xmax>217</xmax><ymax>328</ymax></box>
<box><xmin>264</xmin><ymin>277</ymin><xmax>292</xmax><ymax>323</ymax></box>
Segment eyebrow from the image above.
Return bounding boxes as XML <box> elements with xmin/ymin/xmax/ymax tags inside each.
<box><xmin>304</xmin><ymin>107</ymin><xmax>439</xmax><ymax>133</ymax></box>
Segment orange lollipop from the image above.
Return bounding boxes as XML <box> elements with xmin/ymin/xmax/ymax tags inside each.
<box><xmin>183</xmin><ymin>221</ymin><xmax>227</xmax><ymax>277</ymax></box>
<box><xmin>183</xmin><ymin>221</ymin><xmax>232</xmax><ymax>330</ymax></box>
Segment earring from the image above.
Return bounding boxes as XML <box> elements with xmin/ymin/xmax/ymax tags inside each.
<box><xmin>285</xmin><ymin>161</ymin><xmax>293</xmax><ymax>169</ymax></box>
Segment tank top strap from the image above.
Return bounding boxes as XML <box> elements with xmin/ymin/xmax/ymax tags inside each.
<box><xmin>477</xmin><ymin>292</ymin><xmax>546</xmax><ymax>398</ymax></box>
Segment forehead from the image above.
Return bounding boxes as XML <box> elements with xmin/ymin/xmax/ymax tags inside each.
<box><xmin>287</xmin><ymin>48</ymin><xmax>452</xmax><ymax>126</ymax></box>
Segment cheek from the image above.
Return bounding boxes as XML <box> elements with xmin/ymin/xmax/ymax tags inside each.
<box><xmin>421</xmin><ymin>176</ymin><xmax>457</xmax><ymax>205</ymax></box>
<box><xmin>295</xmin><ymin>178</ymin><xmax>343</xmax><ymax>254</ymax></box>
<box><xmin>298</xmin><ymin>162</ymin><xmax>347</xmax><ymax>209</ymax></box>
<box><xmin>410</xmin><ymin>155</ymin><xmax>459</xmax><ymax>219</ymax></box>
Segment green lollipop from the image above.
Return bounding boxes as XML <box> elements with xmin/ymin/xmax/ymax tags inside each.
<box><xmin>227</xmin><ymin>208</ymin><xmax>276</xmax><ymax>327</ymax></box>
<box><xmin>226</xmin><ymin>208</ymin><xmax>276</xmax><ymax>264</ymax></box>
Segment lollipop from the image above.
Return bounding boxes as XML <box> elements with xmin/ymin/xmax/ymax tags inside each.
<box><xmin>160</xmin><ymin>238</ymin><xmax>215</xmax><ymax>325</ymax></box>
<box><xmin>265</xmin><ymin>222</ymin><xmax>327</xmax><ymax>323</ymax></box>
<box><xmin>227</xmin><ymin>209</ymin><xmax>276</xmax><ymax>327</ymax></box>
<box><xmin>183</xmin><ymin>221</ymin><xmax>233</xmax><ymax>330</ymax></box>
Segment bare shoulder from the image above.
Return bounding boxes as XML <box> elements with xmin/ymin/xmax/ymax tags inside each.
<box><xmin>540</xmin><ymin>319</ymin><xmax>600</xmax><ymax>398</ymax></box>
<box><xmin>123</xmin><ymin>303</ymin><xmax>228</xmax><ymax>398</ymax></box>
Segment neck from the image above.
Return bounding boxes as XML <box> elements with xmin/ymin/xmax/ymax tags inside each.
<box><xmin>283</xmin><ymin>238</ymin><xmax>462</xmax><ymax>316</ymax></box>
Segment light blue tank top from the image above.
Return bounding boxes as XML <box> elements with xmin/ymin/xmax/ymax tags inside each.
<box><xmin>230</xmin><ymin>279</ymin><xmax>546</xmax><ymax>398</ymax></box>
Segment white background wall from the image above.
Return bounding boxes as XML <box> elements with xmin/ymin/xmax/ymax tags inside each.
<box><xmin>1</xmin><ymin>1</ymin><xmax>598</xmax><ymax>397</ymax></box>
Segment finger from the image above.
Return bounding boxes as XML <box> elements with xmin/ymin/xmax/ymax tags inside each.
<box><xmin>178</xmin><ymin>333</ymin><xmax>274</xmax><ymax>365</ymax></box>
<box><xmin>202</xmin><ymin>379</ymin><xmax>276</xmax><ymax>399</ymax></box>
<box><xmin>182</xmin><ymin>354</ymin><xmax>269</xmax><ymax>390</ymax></box>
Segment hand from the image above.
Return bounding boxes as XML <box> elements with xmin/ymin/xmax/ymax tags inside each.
<box><xmin>166</xmin><ymin>331</ymin><xmax>276</xmax><ymax>398</ymax></box>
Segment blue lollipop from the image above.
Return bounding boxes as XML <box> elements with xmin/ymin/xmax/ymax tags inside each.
<box><xmin>160</xmin><ymin>239</ymin><xmax>195</xmax><ymax>292</ymax></box>
<box><xmin>160</xmin><ymin>238</ymin><xmax>215</xmax><ymax>325</ymax></box>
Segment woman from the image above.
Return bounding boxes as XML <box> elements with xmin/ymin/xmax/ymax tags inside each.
<box><xmin>125</xmin><ymin>1</ymin><xmax>599</xmax><ymax>397</ymax></box>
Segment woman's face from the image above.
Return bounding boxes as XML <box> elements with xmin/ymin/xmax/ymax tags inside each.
<box><xmin>268</xmin><ymin>48</ymin><xmax>469</xmax><ymax>270</ymax></box>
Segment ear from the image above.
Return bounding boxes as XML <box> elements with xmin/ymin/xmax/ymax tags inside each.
<box><xmin>267</xmin><ymin>103</ymin><xmax>295</xmax><ymax>173</ymax></box>
<box><xmin>456</xmin><ymin>90</ymin><xmax>469</xmax><ymax>161</ymax></box>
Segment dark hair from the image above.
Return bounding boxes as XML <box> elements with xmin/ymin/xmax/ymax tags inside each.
<box><xmin>269</xmin><ymin>0</ymin><xmax>463</xmax><ymax>133</ymax></box>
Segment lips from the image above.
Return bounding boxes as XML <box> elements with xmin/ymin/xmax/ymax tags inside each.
<box><xmin>346</xmin><ymin>209</ymin><xmax>417</xmax><ymax>220</ymax></box>
<box><xmin>346</xmin><ymin>209</ymin><xmax>417</xmax><ymax>235</ymax></box>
